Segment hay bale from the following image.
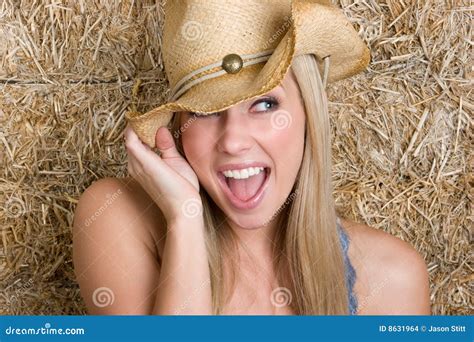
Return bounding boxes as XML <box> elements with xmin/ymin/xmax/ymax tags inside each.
<box><xmin>0</xmin><ymin>0</ymin><xmax>167</xmax><ymax>315</ymax></box>
<box><xmin>0</xmin><ymin>0</ymin><xmax>164</xmax><ymax>82</ymax></box>
<box><xmin>330</xmin><ymin>0</ymin><xmax>472</xmax><ymax>315</ymax></box>
<box><xmin>0</xmin><ymin>0</ymin><xmax>471</xmax><ymax>315</ymax></box>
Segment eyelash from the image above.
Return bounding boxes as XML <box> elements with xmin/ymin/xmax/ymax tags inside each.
<box><xmin>191</xmin><ymin>96</ymin><xmax>280</xmax><ymax>118</ymax></box>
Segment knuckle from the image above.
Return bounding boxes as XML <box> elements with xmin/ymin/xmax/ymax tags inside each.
<box><xmin>142</xmin><ymin>163</ymin><xmax>155</xmax><ymax>176</ymax></box>
<box><xmin>127</xmin><ymin>163</ymin><xmax>135</xmax><ymax>176</ymax></box>
<box><xmin>125</xmin><ymin>139</ymin><xmax>134</xmax><ymax>151</ymax></box>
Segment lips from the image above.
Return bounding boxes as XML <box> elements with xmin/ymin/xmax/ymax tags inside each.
<box><xmin>216</xmin><ymin>166</ymin><xmax>271</xmax><ymax>210</ymax></box>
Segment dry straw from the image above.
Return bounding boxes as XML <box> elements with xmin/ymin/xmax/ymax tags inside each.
<box><xmin>0</xmin><ymin>0</ymin><xmax>472</xmax><ymax>315</ymax></box>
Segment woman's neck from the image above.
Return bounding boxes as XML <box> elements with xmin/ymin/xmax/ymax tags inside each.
<box><xmin>227</xmin><ymin>216</ymin><xmax>281</xmax><ymax>265</ymax></box>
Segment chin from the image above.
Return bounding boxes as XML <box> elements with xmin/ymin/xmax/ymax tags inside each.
<box><xmin>222</xmin><ymin>207</ymin><xmax>276</xmax><ymax>230</ymax></box>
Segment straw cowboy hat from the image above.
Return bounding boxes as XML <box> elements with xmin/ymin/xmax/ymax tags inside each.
<box><xmin>125</xmin><ymin>0</ymin><xmax>371</xmax><ymax>148</ymax></box>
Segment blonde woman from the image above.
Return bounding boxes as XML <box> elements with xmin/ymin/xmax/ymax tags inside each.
<box><xmin>73</xmin><ymin>0</ymin><xmax>431</xmax><ymax>315</ymax></box>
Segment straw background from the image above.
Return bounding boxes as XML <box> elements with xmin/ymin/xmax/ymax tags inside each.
<box><xmin>0</xmin><ymin>0</ymin><xmax>472</xmax><ymax>315</ymax></box>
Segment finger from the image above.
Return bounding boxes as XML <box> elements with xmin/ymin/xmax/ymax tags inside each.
<box><xmin>124</xmin><ymin>124</ymin><xmax>139</xmax><ymax>143</ymax></box>
<box><xmin>125</xmin><ymin>125</ymin><xmax>161</xmax><ymax>162</ymax></box>
<box><xmin>125</xmin><ymin>141</ymin><xmax>144</xmax><ymax>177</ymax></box>
<box><xmin>155</xmin><ymin>126</ymin><xmax>182</xmax><ymax>160</ymax></box>
<box><xmin>123</xmin><ymin>124</ymin><xmax>129</xmax><ymax>141</ymax></box>
<box><xmin>125</xmin><ymin>124</ymin><xmax>147</xmax><ymax>151</ymax></box>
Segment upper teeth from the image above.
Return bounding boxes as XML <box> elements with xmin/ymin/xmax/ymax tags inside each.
<box><xmin>223</xmin><ymin>167</ymin><xmax>265</xmax><ymax>180</ymax></box>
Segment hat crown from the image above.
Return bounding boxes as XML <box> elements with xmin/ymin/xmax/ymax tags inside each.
<box><xmin>162</xmin><ymin>0</ymin><xmax>291</xmax><ymax>89</ymax></box>
<box><xmin>127</xmin><ymin>0</ymin><xmax>370</xmax><ymax>148</ymax></box>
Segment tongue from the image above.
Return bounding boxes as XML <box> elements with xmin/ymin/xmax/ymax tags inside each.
<box><xmin>227</xmin><ymin>170</ymin><xmax>266</xmax><ymax>202</ymax></box>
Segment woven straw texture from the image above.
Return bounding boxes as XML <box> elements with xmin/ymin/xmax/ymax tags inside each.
<box><xmin>126</xmin><ymin>0</ymin><xmax>370</xmax><ymax>147</ymax></box>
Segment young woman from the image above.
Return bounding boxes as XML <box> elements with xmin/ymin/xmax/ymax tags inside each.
<box><xmin>72</xmin><ymin>54</ymin><xmax>431</xmax><ymax>315</ymax></box>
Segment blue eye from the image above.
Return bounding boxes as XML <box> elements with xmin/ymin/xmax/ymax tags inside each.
<box><xmin>190</xmin><ymin>96</ymin><xmax>280</xmax><ymax>118</ymax></box>
<box><xmin>251</xmin><ymin>97</ymin><xmax>279</xmax><ymax>113</ymax></box>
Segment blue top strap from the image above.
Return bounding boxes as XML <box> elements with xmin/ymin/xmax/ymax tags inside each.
<box><xmin>336</xmin><ymin>217</ymin><xmax>358</xmax><ymax>315</ymax></box>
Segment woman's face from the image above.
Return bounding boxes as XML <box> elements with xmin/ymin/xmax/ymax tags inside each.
<box><xmin>180</xmin><ymin>69</ymin><xmax>306</xmax><ymax>229</ymax></box>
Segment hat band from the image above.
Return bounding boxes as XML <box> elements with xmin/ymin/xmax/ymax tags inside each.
<box><xmin>168</xmin><ymin>49</ymin><xmax>275</xmax><ymax>102</ymax></box>
<box><xmin>168</xmin><ymin>52</ymin><xmax>331</xmax><ymax>102</ymax></box>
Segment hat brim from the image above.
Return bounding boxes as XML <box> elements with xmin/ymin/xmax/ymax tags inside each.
<box><xmin>126</xmin><ymin>0</ymin><xmax>370</xmax><ymax>148</ymax></box>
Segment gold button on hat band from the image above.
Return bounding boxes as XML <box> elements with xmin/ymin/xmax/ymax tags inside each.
<box><xmin>222</xmin><ymin>53</ymin><xmax>243</xmax><ymax>74</ymax></box>
<box><xmin>168</xmin><ymin>49</ymin><xmax>275</xmax><ymax>101</ymax></box>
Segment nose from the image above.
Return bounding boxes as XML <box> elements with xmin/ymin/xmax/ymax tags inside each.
<box><xmin>216</xmin><ymin>107</ymin><xmax>253</xmax><ymax>155</ymax></box>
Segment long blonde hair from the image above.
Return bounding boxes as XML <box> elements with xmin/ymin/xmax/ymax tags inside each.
<box><xmin>170</xmin><ymin>54</ymin><xmax>350</xmax><ymax>315</ymax></box>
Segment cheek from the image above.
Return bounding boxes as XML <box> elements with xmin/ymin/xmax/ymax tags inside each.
<box><xmin>268</xmin><ymin>109</ymin><xmax>305</xmax><ymax>179</ymax></box>
<box><xmin>181</xmin><ymin>125</ymin><xmax>213</xmax><ymax>175</ymax></box>
<box><xmin>182</xmin><ymin>132</ymin><xmax>201</xmax><ymax>162</ymax></box>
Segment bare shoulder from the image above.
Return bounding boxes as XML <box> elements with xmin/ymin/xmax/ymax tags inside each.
<box><xmin>72</xmin><ymin>176</ymin><xmax>167</xmax><ymax>314</ymax></box>
<box><xmin>74</xmin><ymin>176</ymin><xmax>166</xmax><ymax>256</ymax></box>
<box><xmin>339</xmin><ymin>218</ymin><xmax>431</xmax><ymax>315</ymax></box>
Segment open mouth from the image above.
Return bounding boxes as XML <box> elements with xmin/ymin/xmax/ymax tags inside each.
<box><xmin>216</xmin><ymin>166</ymin><xmax>271</xmax><ymax>210</ymax></box>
